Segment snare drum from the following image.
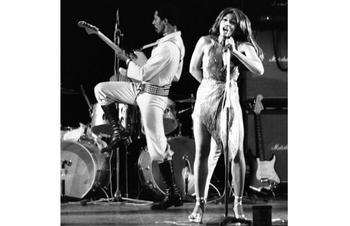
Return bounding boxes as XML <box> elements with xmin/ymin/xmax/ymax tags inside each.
<box><xmin>61</xmin><ymin>140</ymin><xmax>110</xmax><ymax>199</ymax></box>
<box><xmin>138</xmin><ymin>136</ymin><xmax>195</xmax><ymax>197</ymax></box>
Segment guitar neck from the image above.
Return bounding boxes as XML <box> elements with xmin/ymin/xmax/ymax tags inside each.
<box><xmin>96</xmin><ymin>31</ymin><xmax>122</xmax><ymax>54</ymax></box>
<box><xmin>254</xmin><ymin>113</ymin><xmax>265</xmax><ymax>160</ymax></box>
<box><xmin>97</xmin><ymin>31</ymin><xmax>130</xmax><ymax>82</ymax></box>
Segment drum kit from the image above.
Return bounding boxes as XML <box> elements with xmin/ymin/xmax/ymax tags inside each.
<box><xmin>61</xmin><ymin>86</ymin><xmax>197</xmax><ymax>202</ymax></box>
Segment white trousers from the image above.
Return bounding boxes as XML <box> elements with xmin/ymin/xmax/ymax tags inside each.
<box><xmin>94</xmin><ymin>81</ymin><xmax>173</xmax><ymax>162</ymax></box>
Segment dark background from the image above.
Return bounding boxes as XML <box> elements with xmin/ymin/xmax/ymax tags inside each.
<box><xmin>61</xmin><ymin>0</ymin><xmax>287</xmax><ymax>127</ymax></box>
<box><xmin>61</xmin><ymin>0</ymin><xmax>288</xmax><ymax>196</ymax></box>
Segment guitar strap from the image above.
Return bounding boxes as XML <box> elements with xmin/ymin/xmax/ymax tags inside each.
<box><xmin>138</xmin><ymin>39</ymin><xmax>182</xmax><ymax>63</ymax></box>
<box><xmin>138</xmin><ymin>41</ymin><xmax>158</xmax><ymax>51</ymax></box>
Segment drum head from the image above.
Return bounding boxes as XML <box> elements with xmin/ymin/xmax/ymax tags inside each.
<box><xmin>61</xmin><ymin>141</ymin><xmax>108</xmax><ymax>199</ymax></box>
<box><xmin>138</xmin><ymin>136</ymin><xmax>195</xmax><ymax>197</ymax></box>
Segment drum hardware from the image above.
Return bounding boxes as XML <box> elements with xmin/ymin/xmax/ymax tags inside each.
<box><xmin>113</xmin><ymin>143</ymin><xmax>125</xmax><ymax>201</ymax></box>
<box><xmin>107</xmin><ymin>138</ymin><xmax>152</xmax><ymax>204</ymax></box>
<box><xmin>61</xmin><ymin>159</ymin><xmax>72</xmax><ymax>168</ymax></box>
<box><xmin>182</xmin><ymin>155</ymin><xmax>192</xmax><ymax>196</ymax></box>
<box><xmin>80</xmin><ymin>84</ymin><xmax>93</xmax><ymax>112</ymax></box>
<box><xmin>61</xmin><ymin>160</ymin><xmax>72</xmax><ymax>197</ymax></box>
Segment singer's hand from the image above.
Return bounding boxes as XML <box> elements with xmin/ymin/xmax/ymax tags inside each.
<box><xmin>222</xmin><ymin>37</ymin><xmax>236</xmax><ymax>68</ymax></box>
<box><xmin>223</xmin><ymin>37</ymin><xmax>236</xmax><ymax>53</ymax></box>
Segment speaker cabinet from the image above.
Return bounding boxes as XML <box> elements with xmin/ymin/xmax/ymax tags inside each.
<box><xmin>245</xmin><ymin>112</ymin><xmax>288</xmax><ymax>183</ymax></box>
<box><xmin>239</xmin><ymin>30</ymin><xmax>287</xmax><ymax>100</ymax></box>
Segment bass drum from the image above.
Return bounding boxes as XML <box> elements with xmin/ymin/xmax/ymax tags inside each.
<box><xmin>61</xmin><ymin>140</ymin><xmax>110</xmax><ymax>199</ymax></box>
<box><xmin>138</xmin><ymin>136</ymin><xmax>195</xmax><ymax>197</ymax></box>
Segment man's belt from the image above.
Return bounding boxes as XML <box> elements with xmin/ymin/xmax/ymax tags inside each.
<box><xmin>138</xmin><ymin>83</ymin><xmax>171</xmax><ymax>97</ymax></box>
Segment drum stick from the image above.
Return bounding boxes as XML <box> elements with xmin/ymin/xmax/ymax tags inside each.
<box><xmin>80</xmin><ymin>84</ymin><xmax>92</xmax><ymax>110</ymax></box>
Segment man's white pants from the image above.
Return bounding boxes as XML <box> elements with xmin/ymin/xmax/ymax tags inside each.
<box><xmin>94</xmin><ymin>81</ymin><xmax>173</xmax><ymax>163</ymax></box>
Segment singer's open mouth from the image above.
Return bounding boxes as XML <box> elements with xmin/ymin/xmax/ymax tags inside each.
<box><xmin>223</xmin><ymin>26</ymin><xmax>230</xmax><ymax>32</ymax></box>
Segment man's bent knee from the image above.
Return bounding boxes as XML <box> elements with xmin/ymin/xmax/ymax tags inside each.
<box><xmin>94</xmin><ymin>82</ymin><xmax>109</xmax><ymax>103</ymax></box>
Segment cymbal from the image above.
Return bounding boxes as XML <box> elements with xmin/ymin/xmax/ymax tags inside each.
<box><xmin>61</xmin><ymin>87</ymin><xmax>80</xmax><ymax>95</ymax></box>
<box><xmin>175</xmin><ymin>97</ymin><xmax>195</xmax><ymax>103</ymax></box>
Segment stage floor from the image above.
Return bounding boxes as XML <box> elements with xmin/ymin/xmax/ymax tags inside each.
<box><xmin>61</xmin><ymin>198</ymin><xmax>287</xmax><ymax>225</ymax></box>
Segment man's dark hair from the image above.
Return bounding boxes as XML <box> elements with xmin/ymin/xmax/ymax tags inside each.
<box><xmin>156</xmin><ymin>2</ymin><xmax>179</xmax><ymax>26</ymax></box>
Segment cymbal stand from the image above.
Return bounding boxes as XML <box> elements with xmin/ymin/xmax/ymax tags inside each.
<box><xmin>220</xmin><ymin>46</ymin><xmax>251</xmax><ymax>225</ymax></box>
<box><xmin>113</xmin><ymin>145</ymin><xmax>122</xmax><ymax>201</ymax></box>
<box><xmin>79</xmin><ymin>85</ymin><xmax>95</xmax><ymax>129</ymax></box>
<box><xmin>108</xmin><ymin>136</ymin><xmax>152</xmax><ymax>204</ymax></box>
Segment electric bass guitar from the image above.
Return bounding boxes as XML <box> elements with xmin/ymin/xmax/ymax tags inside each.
<box><xmin>78</xmin><ymin>21</ymin><xmax>147</xmax><ymax>80</ymax></box>
<box><xmin>249</xmin><ymin>94</ymin><xmax>280</xmax><ymax>193</ymax></box>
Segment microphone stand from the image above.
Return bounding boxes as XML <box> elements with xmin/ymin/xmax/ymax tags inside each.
<box><xmin>220</xmin><ymin>44</ymin><xmax>251</xmax><ymax>226</ymax></box>
<box><xmin>110</xmin><ymin>9</ymin><xmax>151</xmax><ymax>205</ymax></box>
<box><xmin>112</xmin><ymin>8</ymin><xmax>123</xmax><ymax>202</ymax></box>
<box><xmin>113</xmin><ymin>9</ymin><xmax>122</xmax><ymax>81</ymax></box>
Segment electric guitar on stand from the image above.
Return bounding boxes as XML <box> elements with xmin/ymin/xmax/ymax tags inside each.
<box><xmin>249</xmin><ymin>94</ymin><xmax>280</xmax><ymax>195</ymax></box>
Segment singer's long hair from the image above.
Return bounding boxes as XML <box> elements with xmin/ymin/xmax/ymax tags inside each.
<box><xmin>209</xmin><ymin>7</ymin><xmax>264</xmax><ymax>61</ymax></box>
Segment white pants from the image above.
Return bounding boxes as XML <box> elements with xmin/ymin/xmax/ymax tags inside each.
<box><xmin>94</xmin><ymin>81</ymin><xmax>173</xmax><ymax>162</ymax></box>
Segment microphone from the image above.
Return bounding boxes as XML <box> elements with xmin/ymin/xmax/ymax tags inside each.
<box><xmin>116</xmin><ymin>9</ymin><xmax>120</xmax><ymax>28</ymax></box>
<box><xmin>223</xmin><ymin>37</ymin><xmax>233</xmax><ymax>52</ymax></box>
<box><xmin>222</xmin><ymin>38</ymin><xmax>231</xmax><ymax>71</ymax></box>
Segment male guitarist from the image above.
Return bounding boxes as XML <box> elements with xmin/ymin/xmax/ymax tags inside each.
<box><xmin>92</xmin><ymin>3</ymin><xmax>185</xmax><ymax>210</ymax></box>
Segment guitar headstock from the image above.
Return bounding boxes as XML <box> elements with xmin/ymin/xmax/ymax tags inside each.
<box><xmin>78</xmin><ymin>21</ymin><xmax>99</xmax><ymax>35</ymax></box>
<box><xmin>253</xmin><ymin>94</ymin><xmax>264</xmax><ymax>115</ymax></box>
